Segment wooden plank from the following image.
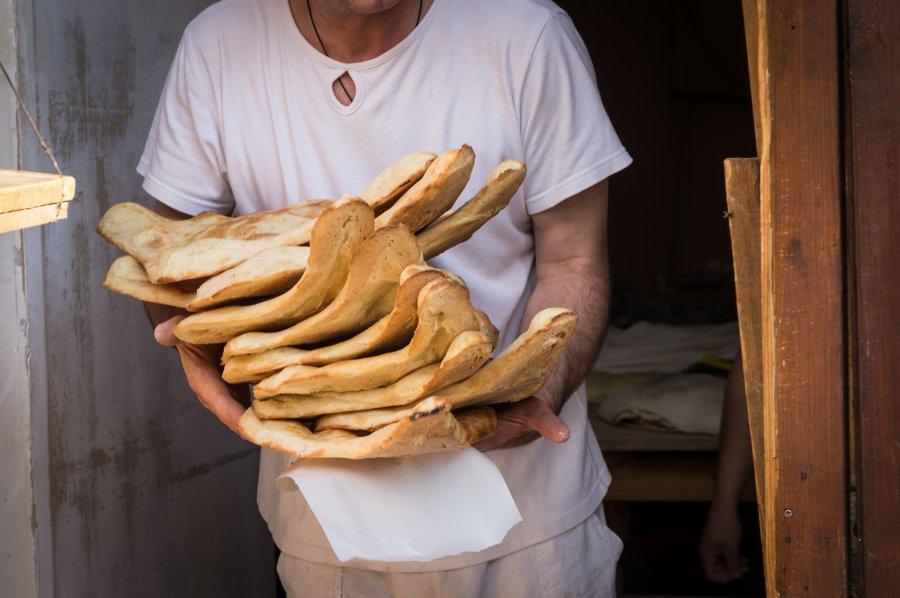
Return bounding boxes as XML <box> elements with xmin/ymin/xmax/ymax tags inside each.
<box><xmin>742</xmin><ymin>0</ymin><xmax>762</xmax><ymax>152</ymax></box>
<box><xmin>756</xmin><ymin>1</ymin><xmax>848</xmax><ymax>595</ymax></box>
<box><xmin>0</xmin><ymin>202</ymin><xmax>69</xmax><ymax>235</ymax></box>
<box><xmin>846</xmin><ymin>0</ymin><xmax>900</xmax><ymax>593</ymax></box>
<box><xmin>0</xmin><ymin>169</ymin><xmax>76</xmax><ymax>213</ymax></box>
<box><xmin>723</xmin><ymin>158</ymin><xmax>766</xmax><ymax>539</ymax></box>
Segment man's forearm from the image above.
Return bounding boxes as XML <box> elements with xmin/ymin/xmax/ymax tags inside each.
<box><xmin>523</xmin><ymin>257</ymin><xmax>610</xmax><ymax>412</ymax></box>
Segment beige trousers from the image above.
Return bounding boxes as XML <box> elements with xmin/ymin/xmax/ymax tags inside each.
<box><xmin>276</xmin><ymin>507</ymin><xmax>622</xmax><ymax>598</ymax></box>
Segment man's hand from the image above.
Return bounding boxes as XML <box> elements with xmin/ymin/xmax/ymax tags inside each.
<box><xmin>155</xmin><ymin>316</ymin><xmax>251</xmax><ymax>438</ymax></box>
<box><xmin>474</xmin><ymin>395</ymin><xmax>570</xmax><ymax>451</ymax></box>
<box><xmin>699</xmin><ymin>501</ymin><xmax>748</xmax><ymax>583</ymax></box>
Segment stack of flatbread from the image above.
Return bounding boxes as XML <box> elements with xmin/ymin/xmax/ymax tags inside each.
<box><xmin>98</xmin><ymin>146</ymin><xmax>578</xmax><ymax>459</ymax></box>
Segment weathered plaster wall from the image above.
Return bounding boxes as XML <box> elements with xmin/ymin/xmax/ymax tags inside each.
<box><xmin>13</xmin><ymin>2</ymin><xmax>276</xmax><ymax>596</ymax></box>
<box><xmin>1</xmin><ymin>1</ymin><xmax>39</xmax><ymax>595</ymax></box>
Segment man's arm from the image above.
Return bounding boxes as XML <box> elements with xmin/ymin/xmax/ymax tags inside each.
<box><xmin>699</xmin><ymin>350</ymin><xmax>753</xmax><ymax>582</ymax></box>
<box><xmin>475</xmin><ymin>179</ymin><xmax>610</xmax><ymax>450</ymax></box>
<box><xmin>148</xmin><ymin>200</ymin><xmax>250</xmax><ymax>438</ymax></box>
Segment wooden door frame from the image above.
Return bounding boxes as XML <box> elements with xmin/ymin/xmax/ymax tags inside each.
<box><xmin>742</xmin><ymin>1</ymin><xmax>850</xmax><ymax>595</ymax></box>
<box><xmin>846</xmin><ymin>0</ymin><xmax>900</xmax><ymax>594</ymax></box>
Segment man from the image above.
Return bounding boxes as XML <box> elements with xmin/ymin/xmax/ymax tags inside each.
<box><xmin>142</xmin><ymin>0</ymin><xmax>632</xmax><ymax>594</ymax></box>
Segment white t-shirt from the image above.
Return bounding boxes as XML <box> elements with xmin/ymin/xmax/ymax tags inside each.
<box><xmin>139</xmin><ymin>0</ymin><xmax>632</xmax><ymax>572</ymax></box>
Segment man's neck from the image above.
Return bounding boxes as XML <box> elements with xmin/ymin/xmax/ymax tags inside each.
<box><xmin>290</xmin><ymin>0</ymin><xmax>429</xmax><ymax>63</ymax></box>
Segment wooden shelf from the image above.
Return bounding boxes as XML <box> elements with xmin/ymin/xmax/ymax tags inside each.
<box><xmin>0</xmin><ymin>169</ymin><xmax>76</xmax><ymax>234</ymax></box>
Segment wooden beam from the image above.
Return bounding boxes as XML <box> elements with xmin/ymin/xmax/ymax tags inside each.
<box><xmin>846</xmin><ymin>0</ymin><xmax>900</xmax><ymax>593</ymax></box>
<box><xmin>0</xmin><ymin>202</ymin><xmax>69</xmax><ymax>235</ymax></box>
<box><xmin>755</xmin><ymin>0</ymin><xmax>849</xmax><ymax>595</ymax></box>
<box><xmin>0</xmin><ymin>169</ymin><xmax>75</xmax><ymax>212</ymax></box>
<box><xmin>724</xmin><ymin>158</ymin><xmax>766</xmax><ymax>535</ymax></box>
<box><xmin>0</xmin><ymin>169</ymin><xmax>75</xmax><ymax>234</ymax></box>
<box><xmin>742</xmin><ymin>0</ymin><xmax>763</xmax><ymax>152</ymax></box>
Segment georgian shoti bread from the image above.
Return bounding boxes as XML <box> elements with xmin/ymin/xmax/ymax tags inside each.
<box><xmin>359</xmin><ymin>152</ymin><xmax>437</xmax><ymax>214</ymax></box>
<box><xmin>188</xmin><ymin>245</ymin><xmax>310</xmax><ymax>311</ymax></box>
<box><xmin>189</xmin><ymin>152</ymin><xmax>438</xmax><ymax>310</ymax></box>
<box><xmin>174</xmin><ymin>198</ymin><xmax>374</xmax><ymax>344</ymax></box>
<box><xmin>253</xmin><ymin>278</ymin><xmax>482</xmax><ymax>397</ymax></box>
<box><xmin>97</xmin><ymin>200</ymin><xmax>331</xmax><ymax>284</ymax></box>
<box><xmin>418</xmin><ymin>160</ymin><xmax>526</xmax><ymax>260</ymax></box>
<box><xmin>97</xmin><ymin>202</ymin><xmax>227</xmax><ymax>261</ymax></box>
<box><xmin>312</xmin><ymin>308</ymin><xmax>578</xmax><ymax>432</ymax></box>
<box><xmin>223</xmin><ymin>305</ymin><xmax>496</xmax><ymax>386</ymax></box>
<box><xmin>103</xmin><ymin>255</ymin><xmax>196</xmax><ymax>309</ymax></box>
<box><xmin>253</xmin><ymin>330</ymin><xmax>494</xmax><ymax>419</ymax></box>
<box><xmin>191</xmin><ymin>153</ymin><xmax>521</xmax><ymax>308</ymax></box>
<box><xmin>238</xmin><ymin>397</ymin><xmax>496</xmax><ymax>459</ymax></box>
<box><xmin>192</xmin><ymin>150</ymin><xmax>520</xmax><ymax>311</ymax></box>
<box><xmin>374</xmin><ymin>145</ymin><xmax>475</xmax><ymax>233</ymax></box>
<box><xmin>221</xmin><ymin>265</ymin><xmax>451</xmax><ymax>383</ymax></box>
<box><xmin>223</xmin><ymin>224</ymin><xmax>423</xmax><ymax>359</ymax></box>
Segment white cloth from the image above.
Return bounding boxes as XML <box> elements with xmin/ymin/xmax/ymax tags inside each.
<box><xmin>597</xmin><ymin>373</ymin><xmax>726</xmax><ymax>435</ymax></box>
<box><xmin>139</xmin><ymin>0</ymin><xmax>632</xmax><ymax>573</ymax></box>
<box><xmin>594</xmin><ymin>321</ymin><xmax>740</xmax><ymax>375</ymax></box>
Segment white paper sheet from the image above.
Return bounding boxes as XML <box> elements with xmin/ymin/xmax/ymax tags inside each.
<box><xmin>277</xmin><ymin>448</ymin><xmax>522</xmax><ymax>563</ymax></box>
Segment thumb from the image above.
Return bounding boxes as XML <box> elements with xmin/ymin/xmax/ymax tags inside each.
<box><xmin>154</xmin><ymin>315</ymin><xmax>186</xmax><ymax>347</ymax></box>
<box><xmin>527</xmin><ymin>399</ymin><xmax>570</xmax><ymax>443</ymax></box>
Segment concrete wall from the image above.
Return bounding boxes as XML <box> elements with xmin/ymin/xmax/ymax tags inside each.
<box><xmin>6</xmin><ymin>1</ymin><xmax>276</xmax><ymax>596</ymax></box>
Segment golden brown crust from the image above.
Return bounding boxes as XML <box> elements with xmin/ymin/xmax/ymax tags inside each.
<box><xmin>239</xmin><ymin>398</ymin><xmax>496</xmax><ymax>459</ymax></box>
<box><xmin>188</xmin><ymin>245</ymin><xmax>310</xmax><ymax>311</ymax></box>
<box><xmin>97</xmin><ymin>200</ymin><xmax>331</xmax><ymax>284</ymax></box>
<box><xmin>306</xmin><ymin>309</ymin><xmax>577</xmax><ymax>431</ymax></box>
<box><xmin>358</xmin><ymin>152</ymin><xmax>437</xmax><ymax>213</ymax></box>
<box><xmin>252</xmin><ymin>278</ymin><xmax>482</xmax><ymax>397</ymax></box>
<box><xmin>220</xmin><ymin>265</ymin><xmax>453</xmax><ymax>383</ymax></box>
<box><xmin>102</xmin><ymin>255</ymin><xmax>195</xmax><ymax>308</ymax></box>
<box><xmin>254</xmin><ymin>330</ymin><xmax>493</xmax><ymax>421</ymax></box>
<box><xmin>417</xmin><ymin>160</ymin><xmax>526</xmax><ymax>259</ymax></box>
<box><xmin>174</xmin><ymin>198</ymin><xmax>374</xmax><ymax>344</ymax></box>
<box><xmin>223</xmin><ymin>224</ymin><xmax>424</xmax><ymax>359</ymax></box>
<box><xmin>374</xmin><ymin>146</ymin><xmax>475</xmax><ymax>233</ymax></box>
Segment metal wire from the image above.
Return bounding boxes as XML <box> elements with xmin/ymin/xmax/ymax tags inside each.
<box><xmin>0</xmin><ymin>57</ymin><xmax>63</xmax><ymax>176</ymax></box>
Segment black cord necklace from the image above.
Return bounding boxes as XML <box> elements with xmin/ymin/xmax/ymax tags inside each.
<box><xmin>307</xmin><ymin>0</ymin><xmax>423</xmax><ymax>103</ymax></box>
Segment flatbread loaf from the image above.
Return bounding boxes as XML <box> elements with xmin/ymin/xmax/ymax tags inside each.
<box><xmin>102</xmin><ymin>255</ymin><xmax>196</xmax><ymax>309</ymax></box>
<box><xmin>253</xmin><ymin>330</ymin><xmax>494</xmax><ymax>419</ymax></box>
<box><xmin>359</xmin><ymin>151</ymin><xmax>437</xmax><ymax>214</ymax></box>
<box><xmin>97</xmin><ymin>200</ymin><xmax>331</xmax><ymax>284</ymax></box>
<box><xmin>238</xmin><ymin>397</ymin><xmax>496</xmax><ymax>459</ymax></box>
<box><xmin>418</xmin><ymin>160</ymin><xmax>526</xmax><ymax>259</ymax></box>
<box><xmin>222</xmin><ymin>224</ymin><xmax>424</xmax><ymax>359</ymax></box>
<box><xmin>311</xmin><ymin>308</ymin><xmax>578</xmax><ymax>431</ymax></box>
<box><xmin>374</xmin><ymin>145</ymin><xmax>475</xmax><ymax>233</ymax></box>
<box><xmin>173</xmin><ymin>198</ymin><xmax>374</xmax><ymax>344</ymax></box>
<box><xmin>221</xmin><ymin>265</ymin><xmax>451</xmax><ymax>383</ymax></box>
<box><xmin>253</xmin><ymin>278</ymin><xmax>482</xmax><ymax>396</ymax></box>
<box><xmin>188</xmin><ymin>245</ymin><xmax>310</xmax><ymax>311</ymax></box>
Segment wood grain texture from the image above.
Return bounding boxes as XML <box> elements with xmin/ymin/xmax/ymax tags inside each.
<box><xmin>0</xmin><ymin>169</ymin><xmax>75</xmax><ymax>212</ymax></box>
<box><xmin>846</xmin><ymin>0</ymin><xmax>900</xmax><ymax>593</ymax></box>
<box><xmin>755</xmin><ymin>0</ymin><xmax>849</xmax><ymax>595</ymax></box>
<box><xmin>0</xmin><ymin>201</ymin><xmax>69</xmax><ymax>234</ymax></box>
<box><xmin>724</xmin><ymin>157</ymin><xmax>766</xmax><ymax>539</ymax></box>
<box><xmin>742</xmin><ymin>0</ymin><xmax>762</xmax><ymax>152</ymax></box>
